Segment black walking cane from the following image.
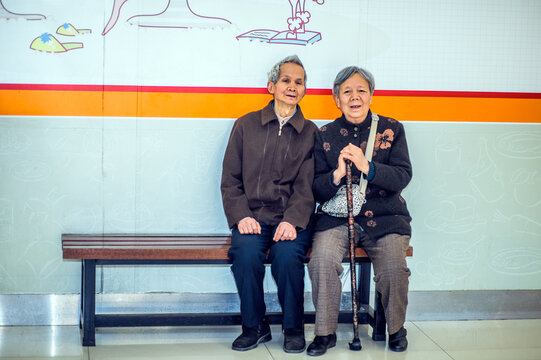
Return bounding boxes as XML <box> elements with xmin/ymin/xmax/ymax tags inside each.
<box><xmin>346</xmin><ymin>159</ymin><xmax>362</xmax><ymax>351</ymax></box>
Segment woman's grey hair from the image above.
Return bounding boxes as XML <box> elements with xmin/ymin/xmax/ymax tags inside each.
<box><xmin>333</xmin><ymin>66</ymin><xmax>375</xmax><ymax>96</ymax></box>
<box><xmin>267</xmin><ymin>55</ymin><xmax>307</xmax><ymax>84</ymax></box>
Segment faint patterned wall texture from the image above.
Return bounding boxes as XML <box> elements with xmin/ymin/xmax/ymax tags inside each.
<box><xmin>0</xmin><ymin>0</ymin><xmax>540</xmax><ymax>295</ymax></box>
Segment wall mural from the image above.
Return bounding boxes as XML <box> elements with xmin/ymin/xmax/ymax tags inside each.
<box><xmin>103</xmin><ymin>0</ymin><xmax>231</xmax><ymax>35</ymax></box>
<box><xmin>0</xmin><ymin>0</ymin><xmax>46</xmax><ymax>21</ymax></box>
<box><xmin>30</xmin><ymin>24</ymin><xmax>91</xmax><ymax>53</ymax></box>
<box><xmin>1</xmin><ymin>0</ymin><xmax>326</xmax><ymax>53</ymax></box>
<box><xmin>102</xmin><ymin>0</ymin><xmax>325</xmax><ymax>45</ymax></box>
<box><xmin>237</xmin><ymin>0</ymin><xmax>325</xmax><ymax>45</ymax></box>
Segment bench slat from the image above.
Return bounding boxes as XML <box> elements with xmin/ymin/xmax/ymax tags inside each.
<box><xmin>62</xmin><ymin>234</ymin><xmax>412</xmax><ymax>260</ymax></box>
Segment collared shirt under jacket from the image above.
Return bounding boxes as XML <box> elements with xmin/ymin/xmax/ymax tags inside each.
<box><xmin>221</xmin><ymin>101</ymin><xmax>318</xmax><ymax>230</ymax></box>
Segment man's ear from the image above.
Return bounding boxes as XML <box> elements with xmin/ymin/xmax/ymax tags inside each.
<box><xmin>267</xmin><ymin>81</ymin><xmax>275</xmax><ymax>95</ymax></box>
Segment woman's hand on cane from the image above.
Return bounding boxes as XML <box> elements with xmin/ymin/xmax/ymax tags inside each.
<box><xmin>340</xmin><ymin>143</ymin><xmax>370</xmax><ymax>175</ymax></box>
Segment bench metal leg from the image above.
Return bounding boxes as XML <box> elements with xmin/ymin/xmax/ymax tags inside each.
<box><xmin>81</xmin><ymin>259</ymin><xmax>96</xmax><ymax>346</ymax></box>
<box><xmin>372</xmin><ymin>290</ymin><xmax>386</xmax><ymax>341</ymax></box>
<box><xmin>79</xmin><ymin>262</ymin><xmax>83</xmax><ymax>330</ymax></box>
<box><xmin>358</xmin><ymin>263</ymin><xmax>371</xmax><ymax>305</ymax></box>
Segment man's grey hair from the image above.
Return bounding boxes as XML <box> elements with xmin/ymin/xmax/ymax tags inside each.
<box><xmin>333</xmin><ymin>66</ymin><xmax>375</xmax><ymax>96</ymax></box>
<box><xmin>267</xmin><ymin>55</ymin><xmax>307</xmax><ymax>84</ymax></box>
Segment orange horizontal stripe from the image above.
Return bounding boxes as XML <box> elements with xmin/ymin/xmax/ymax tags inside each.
<box><xmin>0</xmin><ymin>85</ymin><xmax>540</xmax><ymax>122</ymax></box>
<box><xmin>371</xmin><ymin>96</ymin><xmax>541</xmax><ymax>123</ymax></box>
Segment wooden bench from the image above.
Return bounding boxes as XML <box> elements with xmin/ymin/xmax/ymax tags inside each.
<box><xmin>62</xmin><ymin>234</ymin><xmax>413</xmax><ymax>346</ymax></box>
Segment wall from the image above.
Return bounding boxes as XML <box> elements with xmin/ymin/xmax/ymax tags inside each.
<box><xmin>0</xmin><ymin>0</ymin><xmax>540</xmax><ymax>300</ymax></box>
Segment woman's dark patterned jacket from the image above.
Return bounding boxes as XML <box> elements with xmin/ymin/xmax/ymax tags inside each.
<box><xmin>312</xmin><ymin>110</ymin><xmax>412</xmax><ymax>240</ymax></box>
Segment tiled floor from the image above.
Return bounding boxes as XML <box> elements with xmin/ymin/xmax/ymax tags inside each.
<box><xmin>1</xmin><ymin>320</ymin><xmax>540</xmax><ymax>359</ymax></box>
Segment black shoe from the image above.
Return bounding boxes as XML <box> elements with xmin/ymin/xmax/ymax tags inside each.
<box><xmin>389</xmin><ymin>327</ymin><xmax>408</xmax><ymax>352</ymax></box>
<box><xmin>232</xmin><ymin>323</ymin><xmax>272</xmax><ymax>351</ymax></box>
<box><xmin>306</xmin><ymin>333</ymin><xmax>337</xmax><ymax>356</ymax></box>
<box><xmin>283</xmin><ymin>328</ymin><xmax>306</xmax><ymax>353</ymax></box>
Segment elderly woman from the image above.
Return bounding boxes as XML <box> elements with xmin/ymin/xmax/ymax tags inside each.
<box><xmin>306</xmin><ymin>66</ymin><xmax>412</xmax><ymax>355</ymax></box>
<box><xmin>221</xmin><ymin>55</ymin><xmax>317</xmax><ymax>353</ymax></box>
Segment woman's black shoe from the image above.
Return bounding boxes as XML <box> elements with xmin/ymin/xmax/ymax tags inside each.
<box><xmin>306</xmin><ymin>333</ymin><xmax>337</xmax><ymax>356</ymax></box>
<box><xmin>389</xmin><ymin>327</ymin><xmax>408</xmax><ymax>352</ymax></box>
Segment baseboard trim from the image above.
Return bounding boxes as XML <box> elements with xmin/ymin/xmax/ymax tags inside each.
<box><xmin>407</xmin><ymin>290</ymin><xmax>541</xmax><ymax>320</ymax></box>
<box><xmin>1</xmin><ymin>290</ymin><xmax>540</xmax><ymax>326</ymax></box>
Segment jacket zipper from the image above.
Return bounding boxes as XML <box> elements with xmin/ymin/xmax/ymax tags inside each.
<box><xmin>271</xmin><ymin>125</ymin><xmax>283</xmax><ymax>173</ymax></box>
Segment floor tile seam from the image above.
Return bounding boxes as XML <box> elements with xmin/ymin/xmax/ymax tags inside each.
<box><xmin>410</xmin><ymin>321</ymin><xmax>455</xmax><ymax>360</ymax></box>
<box><xmin>263</xmin><ymin>342</ymin><xmax>276</xmax><ymax>359</ymax></box>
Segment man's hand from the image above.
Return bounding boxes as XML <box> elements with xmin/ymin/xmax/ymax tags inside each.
<box><xmin>237</xmin><ymin>217</ymin><xmax>261</xmax><ymax>234</ymax></box>
<box><xmin>273</xmin><ymin>221</ymin><xmax>297</xmax><ymax>241</ymax></box>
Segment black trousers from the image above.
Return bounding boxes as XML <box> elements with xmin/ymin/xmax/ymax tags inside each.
<box><xmin>228</xmin><ymin>222</ymin><xmax>312</xmax><ymax>330</ymax></box>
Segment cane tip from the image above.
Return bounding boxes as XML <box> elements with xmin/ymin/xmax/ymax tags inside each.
<box><xmin>349</xmin><ymin>339</ymin><xmax>362</xmax><ymax>351</ymax></box>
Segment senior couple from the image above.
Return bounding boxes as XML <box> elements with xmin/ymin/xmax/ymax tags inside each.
<box><xmin>220</xmin><ymin>55</ymin><xmax>412</xmax><ymax>355</ymax></box>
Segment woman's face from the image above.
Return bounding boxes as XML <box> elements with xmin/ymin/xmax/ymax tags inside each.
<box><xmin>334</xmin><ymin>73</ymin><xmax>373</xmax><ymax>123</ymax></box>
<box><xmin>267</xmin><ymin>62</ymin><xmax>306</xmax><ymax>108</ymax></box>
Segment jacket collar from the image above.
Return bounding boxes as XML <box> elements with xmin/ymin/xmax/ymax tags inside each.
<box><xmin>337</xmin><ymin>110</ymin><xmax>373</xmax><ymax>131</ymax></box>
<box><xmin>261</xmin><ymin>101</ymin><xmax>306</xmax><ymax>134</ymax></box>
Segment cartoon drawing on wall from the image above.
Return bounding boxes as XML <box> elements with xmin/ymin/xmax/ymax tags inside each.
<box><xmin>494</xmin><ymin>211</ymin><xmax>541</xmax><ymax>240</ymax></box>
<box><xmin>0</xmin><ymin>129</ymin><xmax>31</xmax><ymax>154</ymax></box>
<box><xmin>489</xmin><ymin>247</ymin><xmax>541</xmax><ymax>275</ymax></box>
<box><xmin>490</xmin><ymin>211</ymin><xmax>541</xmax><ymax>275</ymax></box>
<box><xmin>56</xmin><ymin>23</ymin><xmax>92</xmax><ymax>36</ymax></box>
<box><xmin>0</xmin><ymin>0</ymin><xmax>46</xmax><ymax>21</ymax></box>
<box><xmin>434</xmin><ymin>133</ymin><xmax>461</xmax><ymax>174</ymax></box>
<box><xmin>424</xmin><ymin>194</ymin><xmax>487</xmax><ymax>234</ymax></box>
<box><xmin>29</xmin><ymin>22</ymin><xmax>91</xmax><ymax>53</ymax></box>
<box><xmin>469</xmin><ymin>138</ymin><xmax>504</xmax><ymax>203</ymax></box>
<box><xmin>10</xmin><ymin>159</ymin><xmax>51</xmax><ymax>182</ymax></box>
<box><xmin>511</xmin><ymin>168</ymin><xmax>541</xmax><ymax>208</ymax></box>
<box><xmin>237</xmin><ymin>0</ymin><xmax>325</xmax><ymax>45</ymax></box>
<box><xmin>102</xmin><ymin>0</ymin><xmax>231</xmax><ymax>36</ymax></box>
<box><xmin>102</xmin><ymin>0</ymin><xmax>127</xmax><ymax>35</ymax></box>
<box><xmin>0</xmin><ymin>199</ymin><xmax>14</xmax><ymax>227</ymax></box>
<box><xmin>415</xmin><ymin>237</ymin><xmax>484</xmax><ymax>287</ymax></box>
<box><xmin>494</xmin><ymin>131</ymin><xmax>541</xmax><ymax>160</ymax></box>
<box><xmin>30</xmin><ymin>32</ymin><xmax>84</xmax><ymax>53</ymax></box>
